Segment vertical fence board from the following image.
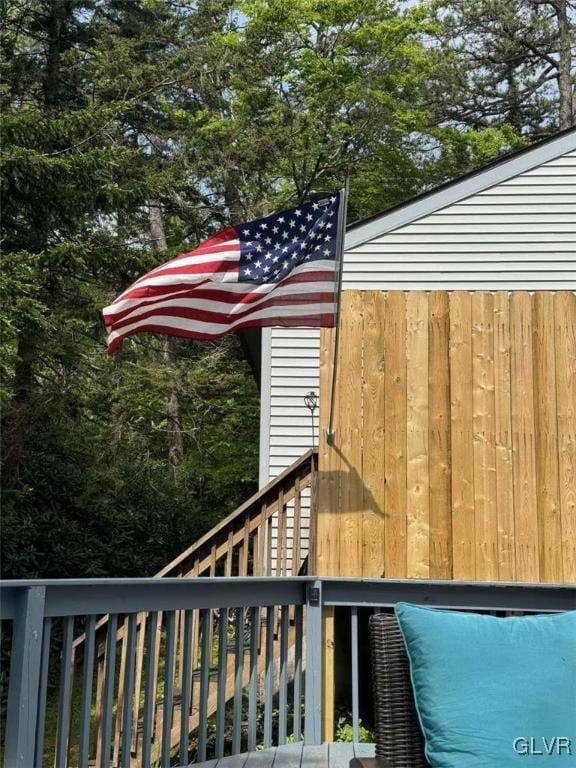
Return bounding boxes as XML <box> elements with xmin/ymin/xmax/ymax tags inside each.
<box><xmin>555</xmin><ymin>291</ymin><xmax>576</xmax><ymax>583</ymax></box>
<box><xmin>428</xmin><ymin>292</ymin><xmax>452</xmax><ymax>579</ymax></box>
<box><xmin>317</xmin><ymin>327</ymin><xmax>340</xmax><ymax>577</ymax></box>
<box><xmin>406</xmin><ymin>291</ymin><xmax>430</xmax><ymax>579</ymax></box>
<box><xmin>494</xmin><ymin>292</ymin><xmax>516</xmax><ymax>581</ymax></box>
<box><xmin>384</xmin><ymin>292</ymin><xmax>408</xmax><ymax>578</ymax></box>
<box><xmin>362</xmin><ymin>291</ymin><xmax>386</xmax><ymax>578</ymax></box>
<box><xmin>338</xmin><ymin>291</ymin><xmax>364</xmax><ymax>577</ymax></box>
<box><xmin>450</xmin><ymin>292</ymin><xmax>476</xmax><ymax>579</ymax></box>
<box><xmin>511</xmin><ymin>292</ymin><xmax>539</xmax><ymax>582</ymax></box>
<box><xmin>472</xmin><ymin>292</ymin><xmax>498</xmax><ymax>581</ymax></box>
<box><xmin>533</xmin><ymin>292</ymin><xmax>563</xmax><ymax>583</ymax></box>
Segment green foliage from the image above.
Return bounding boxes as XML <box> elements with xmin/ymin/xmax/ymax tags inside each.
<box><xmin>1</xmin><ymin>0</ymin><xmax>567</xmax><ymax>580</ymax></box>
<box><xmin>335</xmin><ymin>713</ymin><xmax>375</xmax><ymax>744</ymax></box>
<box><xmin>1</xmin><ymin>333</ymin><xmax>259</xmax><ymax>579</ymax></box>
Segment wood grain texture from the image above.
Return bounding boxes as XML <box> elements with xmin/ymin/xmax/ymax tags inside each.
<box><xmin>554</xmin><ymin>292</ymin><xmax>576</xmax><ymax>583</ymax></box>
<box><xmin>322</xmin><ymin>608</ymin><xmax>335</xmax><ymax>742</ymax></box>
<box><xmin>361</xmin><ymin>291</ymin><xmax>386</xmax><ymax>577</ymax></box>
<box><xmin>406</xmin><ymin>291</ymin><xmax>430</xmax><ymax>578</ymax></box>
<box><xmin>338</xmin><ymin>291</ymin><xmax>364</xmax><ymax>577</ymax></box>
<box><xmin>533</xmin><ymin>292</ymin><xmax>562</xmax><ymax>582</ymax></box>
<box><xmin>315</xmin><ymin>290</ymin><xmax>575</xmax><ymax>586</ymax></box>
<box><xmin>472</xmin><ymin>292</ymin><xmax>498</xmax><ymax>581</ymax></box>
<box><xmin>510</xmin><ymin>292</ymin><xmax>539</xmax><ymax>582</ymax></box>
<box><xmin>316</xmin><ymin>327</ymin><xmax>340</xmax><ymax>577</ymax></box>
<box><xmin>384</xmin><ymin>292</ymin><xmax>408</xmax><ymax>578</ymax></box>
<box><xmin>449</xmin><ymin>292</ymin><xmax>476</xmax><ymax>579</ymax></box>
<box><xmin>428</xmin><ymin>292</ymin><xmax>452</xmax><ymax>579</ymax></box>
<box><xmin>493</xmin><ymin>292</ymin><xmax>515</xmax><ymax>581</ymax></box>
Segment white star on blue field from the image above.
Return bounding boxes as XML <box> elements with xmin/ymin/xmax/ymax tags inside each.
<box><xmin>237</xmin><ymin>194</ymin><xmax>340</xmax><ymax>284</ymax></box>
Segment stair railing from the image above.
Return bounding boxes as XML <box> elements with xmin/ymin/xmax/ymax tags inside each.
<box><xmin>70</xmin><ymin>448</ymin><xmax>317</xmax><ymax>767</ymax></box>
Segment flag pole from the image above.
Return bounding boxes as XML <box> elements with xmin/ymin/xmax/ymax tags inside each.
<box><xmin>325</xmin><ymin>178</ymin><xmax>349</xmax><ymax>446</ymax></box>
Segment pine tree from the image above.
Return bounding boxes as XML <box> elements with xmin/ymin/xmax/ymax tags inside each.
<box><xmin>429</xmin><ymin>0</ymin><xmax>575</xmax><ymax>136</ymax></box>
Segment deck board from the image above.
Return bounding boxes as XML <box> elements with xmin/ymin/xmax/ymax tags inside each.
<box><xmin>244</xmin><ymin>750</ymin><xmax>278</xmax><ymax>768</ymax></box>
<box><xmin>217</xmin><ymin>754</ymin><xmax>250</xmax><ymax>768</ymax></box>
<box><xmin>273</xmin><ymin>742</ymin><xmax>304</xmax><ymax>768</ymax></box>
<box><xmin>190</xmin><ymin>744</ymin><xmax>375</xmax><ymax>768</ymax></box>
<box><xmin>328</xmin><ymin>742</ymin><xmax>354</xmax><ymax>768</ymax></box>
<box><xmin>352</xmin><ymin>744</ymin><xmax>375</xmax><ymax>759</ymax></box>
<box><xmin>300</xmin><ymin>743</ymin><xmax>329</xmax><ymax>768</ymax></box>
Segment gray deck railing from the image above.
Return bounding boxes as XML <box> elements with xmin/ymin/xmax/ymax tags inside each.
<box><xmin>1</xmin><ymin>577</ymin><xmax>574</xmax><ymax>768</ymax></box>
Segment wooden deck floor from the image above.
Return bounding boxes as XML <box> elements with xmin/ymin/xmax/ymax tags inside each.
<box><xmin>189</xmin><ymin>742</ymin><xmax>376</xmax><ymax>768</ymax></box>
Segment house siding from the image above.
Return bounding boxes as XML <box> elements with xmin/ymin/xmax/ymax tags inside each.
<box><xmin>260</xmin><ymin>145</ymin><xmax>576</xmax><ymax>488</ymax></box>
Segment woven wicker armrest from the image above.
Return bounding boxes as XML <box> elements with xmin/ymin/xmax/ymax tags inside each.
<box><xmin>369</xmin><ymin>613</ymin><xmax>429</xmax><ymax>768</ymax></box>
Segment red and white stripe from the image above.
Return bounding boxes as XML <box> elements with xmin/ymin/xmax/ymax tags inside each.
<box><xmin>103</xmin><ymin>227</ymin><xmax>337</xmax><ymax>354</ymax></box>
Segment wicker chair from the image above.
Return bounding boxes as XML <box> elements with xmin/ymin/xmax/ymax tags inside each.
<box><xmin>351</xmin><ymin>613</ymin><xmax>429</xmax><ymax>768</ymax></box>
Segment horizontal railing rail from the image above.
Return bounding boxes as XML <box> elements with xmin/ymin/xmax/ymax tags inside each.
<box><xmin>1</xmin><ymin>577</ymin><xmax>574</xmax><ymax>768</ymax></box>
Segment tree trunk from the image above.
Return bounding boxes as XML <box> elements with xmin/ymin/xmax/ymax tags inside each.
<box><xmin>149</xmin><ymin>201</ymin><xmax>184</xmax><ymax>466</ymax></box>
<box><xmin>554</xmin><ymin>0</ymin><xmax>574</xmax><ymax>129</ymax></box>
<box><xmin>43</xmin><ymin>0</ymin><xmax>74</xmax><ymax>109</ymax></box>
<box><xmin>224</xmin><ymin>174</ymin><xmax>245</xmax><ymax>224</ymax></box>
<box><xmin>1</xmin><ymin>335</ymin><xmax>35</xmax><ymax>487</ymax></box>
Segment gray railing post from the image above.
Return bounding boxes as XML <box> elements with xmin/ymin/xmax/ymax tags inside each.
<box><xmin>4</xmin><ymin>586</ymin><xmax>46</xmax><ymax>768</ymax></box>
<box><xmin>304</xmin><ymin>579</ymin><xmax>322</xmax><ymax>745</ymax></box>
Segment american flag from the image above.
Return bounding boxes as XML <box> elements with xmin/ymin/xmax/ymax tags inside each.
<box><xmin>103</xmin><ymin>192</ymin><xmax>344</xmax><ymax>354</ymax></box>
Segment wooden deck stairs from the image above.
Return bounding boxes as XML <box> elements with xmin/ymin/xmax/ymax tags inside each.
<box><xmin>71</xmin><ymin>450</ymin><xmax>316</xmax><ymax>767</ymax></box>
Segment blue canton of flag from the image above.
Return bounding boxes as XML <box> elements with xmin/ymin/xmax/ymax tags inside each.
<box><xmin>238</xmin><ymin>194</ymin><xmax>340</xmax><ymax>283</ymax></box>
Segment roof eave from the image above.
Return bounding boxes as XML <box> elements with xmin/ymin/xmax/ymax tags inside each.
<box><xmin>345</xmin><ymin>128</ymin><xmax>576</xmax><ymax>251</ymax></box>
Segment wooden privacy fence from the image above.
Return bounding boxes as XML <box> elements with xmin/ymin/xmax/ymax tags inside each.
<box><xmin>316</xmin><ymin>290</ymin><xmax>576</xmax><ymax>584</ymax></box>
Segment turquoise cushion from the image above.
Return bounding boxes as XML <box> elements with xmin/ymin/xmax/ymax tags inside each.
<box><xmin>395</xmin><ymin>602</ymin><xmax>576</xmax><ymax>767</ymax></box>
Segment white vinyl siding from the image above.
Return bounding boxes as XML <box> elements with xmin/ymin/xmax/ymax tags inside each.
<box><xmin>259</xmin><ymin>143</ymin><xmax>576</xmax><ymax>489</ymax></box>
<box><xmin>267</xmin><ymin>328</ymin><xmax>321</xmax><ymax>480</ymax></box>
